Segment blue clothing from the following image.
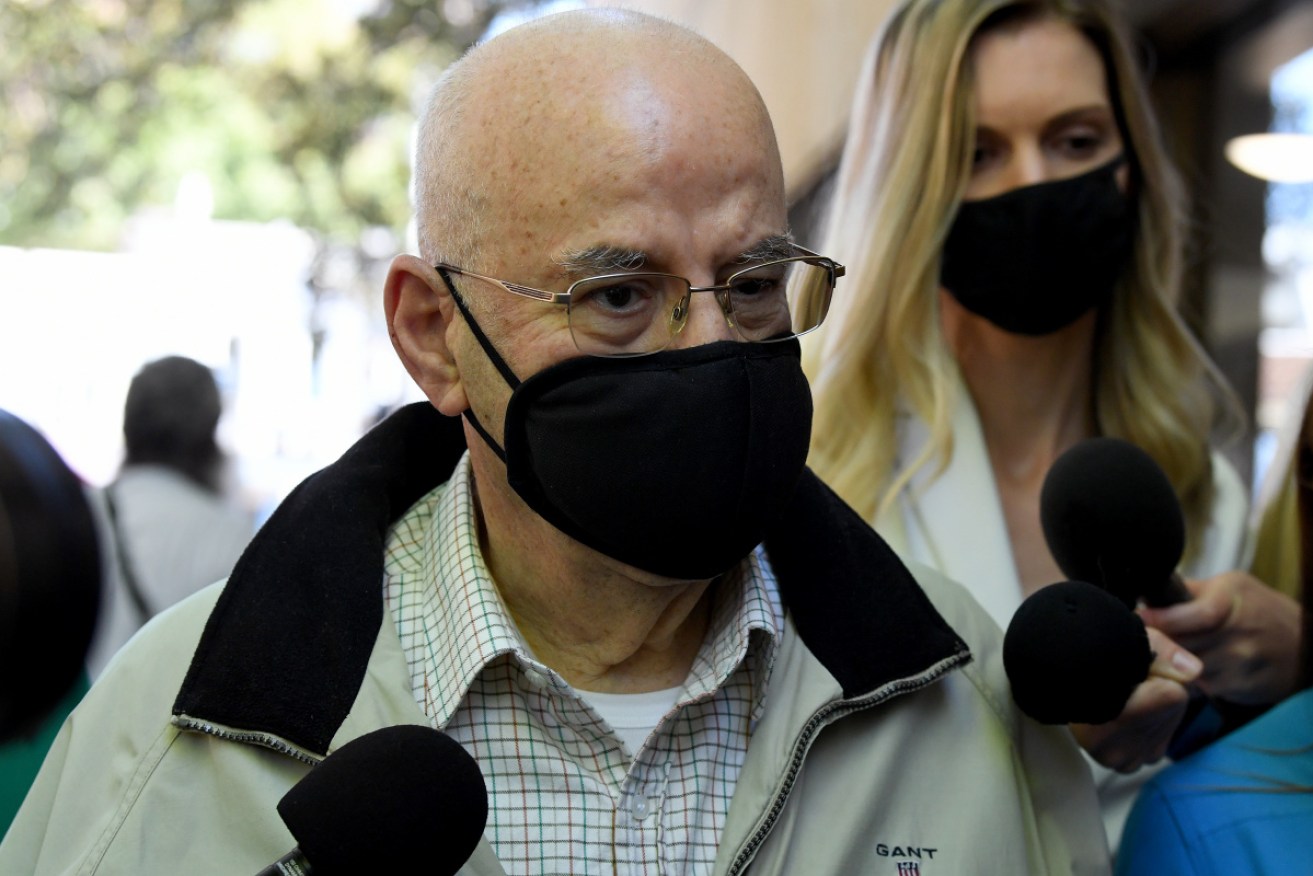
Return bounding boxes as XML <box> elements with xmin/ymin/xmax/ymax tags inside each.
<box><xmin>1116</xmin><ymin>688</ymin><xmax>1313</xmax><ymax>876</ymax></box>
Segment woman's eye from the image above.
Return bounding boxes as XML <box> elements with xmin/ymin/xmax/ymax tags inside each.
<box><xmin>1055</xmin><ymin>127</ymin><xmax>1108</xmax><ymax>157</ymax></box>
<box><xmin>1067</xmin><ymin>136</ymin><xmax>1098</xmax><ymax>153</ymax></box>
<box><xmin>970</xmin><ymin>140</ymin><xmax>1001</xmax><ymax>173</ymax></box>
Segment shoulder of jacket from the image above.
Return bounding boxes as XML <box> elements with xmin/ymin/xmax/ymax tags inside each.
<box><xmin>97</xmin><ymin>580</ymin><xmax>226</xmax><ymax>684</ymax></box>
<box><xmin>902</xmin><ymin>561</ymin><xmax>1021</xmax><ymax>734</ymax></box>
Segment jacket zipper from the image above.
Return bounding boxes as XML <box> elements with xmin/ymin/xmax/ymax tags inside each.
<box><xmin>724</xmin><ymin>651</ymin><xmax>970</xmax><ymax>876</ymax></box>
<box><xmin>172</xmin><ymin>714</ymin><xmax>325</xmax><ymax>767</ymax></box>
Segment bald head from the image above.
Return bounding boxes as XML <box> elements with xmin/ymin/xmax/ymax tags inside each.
<box><xmin>384</xmin><ymin>8</ymin><xmax>796</xmax><ymax>588</ymax></box>
<box><xmin>414</xmin><ymin>8</ymin><xmax>781</xmax><ymax>268</ymax></box>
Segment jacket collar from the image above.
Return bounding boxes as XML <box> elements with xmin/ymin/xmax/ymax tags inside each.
<box><xmin>173</xmin><ymin>403</ymin><xmax>968</xmax><ymax>756</ymax></box>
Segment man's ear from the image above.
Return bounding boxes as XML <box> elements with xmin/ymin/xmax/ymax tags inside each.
<box><xmin>384</xmin><ymin>254</ymin><xmax>468</xmax><ymax>416</ymax></box>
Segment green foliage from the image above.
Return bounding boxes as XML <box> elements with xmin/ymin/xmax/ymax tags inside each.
<box><xmin>0</xmin><ymin>0</ymin><xmax>505</xmax><ymax>251</ymax></box>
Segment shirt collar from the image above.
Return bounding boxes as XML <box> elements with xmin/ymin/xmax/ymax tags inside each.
<box><xmin>389</xmin><ymin>453</ymin><xmax>782</xmax><ymax>727</ymax></box>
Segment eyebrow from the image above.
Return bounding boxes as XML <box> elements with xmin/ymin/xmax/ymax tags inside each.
<box><xmin>556</xmin><ymin>233</ymin><xmax>797</xmax><ymax>278</ymax></box>
<box><xmin>1039</xmin><ymin>105</ymin><xmax>1118</xmax><ymax>134</ymax></box>
<box><xmin>556</xmin><ymin>245</ymin><xmax>647</xmax><ymax>276</ymax></box>
<box><xmin>734</xmin><ymin>234</ymin><xmax>797</xmax><ymax>265</ymax></box>
<box><xmin>976</xmin><ymin>104</ymin><xmax>1115</xmax><ymax>137</ymax></box>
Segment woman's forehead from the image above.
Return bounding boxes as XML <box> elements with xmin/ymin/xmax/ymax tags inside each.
<box><xmin>969</xmin><ymin>17</ymin><xmax>1111</xmax><ymax>121</ymax></box>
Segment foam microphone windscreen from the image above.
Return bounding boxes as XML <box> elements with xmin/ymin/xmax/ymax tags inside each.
<box><xmin>276</xmin><ymin>724</ymin><xmax>488</xmax><ymax>876</ymax></box>
<box><xmin>1040</xmin><ymin>437</ymin><xmax>1186</xmax><ymax>608</ymax></box>
<box><xmin>0</xmin><ymin>409</ymin><xmax>102</xmax><ymax>742</ymax></box>
<box><xmin>1003</xmin><ymin>580</ymin><xmax>1153</xmax><ymax>725</ymax></box>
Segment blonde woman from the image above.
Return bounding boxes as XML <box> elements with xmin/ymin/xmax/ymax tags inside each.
<box><xmin>805</xmin><ymin>0</ymin><xmax>1302</xmax><ymax>849</ymax></box>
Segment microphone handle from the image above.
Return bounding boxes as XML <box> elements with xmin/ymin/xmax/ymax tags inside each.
<box><xmin>1145</xmin><ymin>573</ymin><xmax>1266</xmax><ymax>756</ymax></box>
<box><xmin>1143</xmin><ymin>572</ymin><xmax>1192</xmax><ymax>608</ymax></box>
<box><xmin>255</xmin><ymin>849</ymin><xmax>312</xmax><ymax>876</ymax></box>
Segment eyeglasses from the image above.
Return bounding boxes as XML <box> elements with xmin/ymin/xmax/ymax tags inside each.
<box><xmin>435</xmin><ymin>245</ymin><xmax>843</xmax><ymax>357</ymax></box>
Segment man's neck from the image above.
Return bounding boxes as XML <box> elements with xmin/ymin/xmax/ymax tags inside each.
<box><xmin>469</xmin><ymin>457</ymin><xmax>715</xmax><ymax>695</ymax></box>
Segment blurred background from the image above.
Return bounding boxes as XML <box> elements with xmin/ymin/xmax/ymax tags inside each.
<box><xmin>1</xmin><ymin>0</ymin><xmax>1310</xmax><ymax>521</ymax></box>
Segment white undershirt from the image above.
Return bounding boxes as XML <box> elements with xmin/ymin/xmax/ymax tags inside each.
<box><xmin>575</xmin><ymin>685</ymin><xmax>684</xmax><ymax>756</ymax></box>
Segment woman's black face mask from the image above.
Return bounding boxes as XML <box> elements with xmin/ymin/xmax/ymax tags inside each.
<box><xmin>940</xmin><ymin>155</ymin><xmax>1136</xmax><ymax>336</ymax></box>
<box><xmin>448</xmin><ymin>285</ymin><xmax>813</xmax><ymax>580</ymax></box>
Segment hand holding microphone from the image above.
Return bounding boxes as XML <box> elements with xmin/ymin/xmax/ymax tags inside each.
<box><xmin>1002</xmin><ymin>579</ymin><xmax>1153</xmax><ymax>726</ymax></box>
<box><xmin>1005</xmin><ymin>439</ymin><xmax>1197</xmax><ymax>716</ymax></box>
<box><xmin>1140</xmin><ymin>570</ymin><xmax>1302</xmax><ymax>706</ymax></box>
<box><xmin>1041</xmin><ymin>437</ymin><xmax>1301</xmax><ymax>707</ymax></box>
<box><xmin>1002</xmin><ymin>578</ymin><xmax>1204</xmax><ymax>769</ymax></box>
<box><xmin>257</xmin><ymin>724</ymin><xmax>488</xmax><ymax>876</ymax></box>
<box><xmin>1003</xmin><ymin>438</ymin><xmax>1207</xmax><ymax>769</ymax></box>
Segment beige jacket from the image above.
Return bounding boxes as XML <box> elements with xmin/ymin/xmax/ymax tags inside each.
<box><xmin>1</xmin><ymin>404</ymin><xmax>1110</xmax><ymax>875</ymax></box>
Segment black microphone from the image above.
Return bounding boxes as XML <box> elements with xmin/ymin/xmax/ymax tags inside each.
<box><xmin>1040</xmin><ymin>437</ymin><xmax>1191</xmax><ymax>608</ymax></box>
<box><xmin>0</xmin><ymin>409</ymin><xmax>102</xmax><ymax>742</ymax></box>
<box><xmin>257</xmin><ymin>724</ymin><xmax>488</xmax><ymax>876</ymax></box>
<box><xmin>1003</xmin><ymin>579</ymin><xmax>1154</xmax><ymax>724</ymax></box>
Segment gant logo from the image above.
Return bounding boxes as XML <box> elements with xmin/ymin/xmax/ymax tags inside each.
<box><xmin>876</xmin><ymin>844</ymin><xmax>937</xmax><ymax>860</ymax></box>
<box><xmin>876</xmin><ymin>843</ymin><xmax>938</xmax><ymax>873</ymax></box>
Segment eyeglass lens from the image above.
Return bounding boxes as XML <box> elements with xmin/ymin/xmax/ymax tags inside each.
<box><xmin>566</xmin><ymin>258</ymin><xmax>834</xmax><ymax>356</ymax></box>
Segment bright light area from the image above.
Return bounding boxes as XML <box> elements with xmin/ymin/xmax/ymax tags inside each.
<box><xmin>1228</xmin><ymin>49</ymin><xmax>1313</xmax><ymax>184</ymax></box>
<box><xmin>1225</xmin><ymin>132</ymin><xmax>1313</xmax><ymax>182</ymax></box>
<box><xmin>1255</xmin><ymin>44</ymin><xmax>1313</xmax><ymax>502</ymax></box>
<box><xmin>0</xmin><ymin>208</ymin><xmax>420</xmax><ymax>522</ymax></box>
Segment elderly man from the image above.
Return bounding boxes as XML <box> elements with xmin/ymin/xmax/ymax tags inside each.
<box><xmin>1</xmin><ymin>9</ymin><xmax>1108</xmax><ymax>874</ymax></box>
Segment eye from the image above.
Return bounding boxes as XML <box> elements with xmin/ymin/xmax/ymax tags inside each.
<box><xmin>731</xmin><ymin>276</ymin><xmax>780</xmax><ymax>297</ymax></box>
<box><xmin>969</xmin><ymin>133</ymin><xmax>1002</xmax><ymax>174</ymax></box>
<box><xmin>598</xmin><ymin>284</ymin><xmax>638</xmax><ymax>310</ymax></box>
<box><xmin>1055</xmin><ymin>128</ymin><xmax>1105</xmax><ymax>157</ymax></box>
<box><xmin>577</xmin><ymin>279</ymin><xmax>658</xmax><ymax>314</ymax></box>
<box><xmin>730</xmin><ymin>259</ymin><xmax>792</xmax><ymax>298</ymax></box>
<box><xmin>1047</xmin><ymin>112</ymin><xmax>1120</xmax><ymax>162</ymax></box>
<box><xmin>729</xmin><ymin>264</ymin><xmax>794</xmax><ymax>338</ymax></box>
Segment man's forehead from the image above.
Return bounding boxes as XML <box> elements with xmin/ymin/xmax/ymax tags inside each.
<box><xmin>418</xmin><ymin>9</ymin><xmax>785</xmax><ymax>271</ymax></box>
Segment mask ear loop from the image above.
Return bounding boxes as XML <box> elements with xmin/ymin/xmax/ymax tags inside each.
<box><xmin>437</xmin><ymin>267</ymin><xmax>520</xmax><ymax>463</ymax></box>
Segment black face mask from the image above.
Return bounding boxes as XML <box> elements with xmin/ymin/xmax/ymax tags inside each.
<box><xmin>449</xmin><ymin>288</ymin><xmax>813</xmax><ymax>580</ymax></box>
<box><xmin>940</xmin><ymin>155</ymin><xmax>1135</xmax><ymax>336</ymax></box>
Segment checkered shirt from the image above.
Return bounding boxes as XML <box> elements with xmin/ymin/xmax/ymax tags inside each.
<box><xmin>383</xmin><ymin>454</ymin><xmax>783</xmax><ymax>876</ymax></box>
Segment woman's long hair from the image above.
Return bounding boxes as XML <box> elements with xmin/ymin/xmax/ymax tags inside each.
<box><xmin>804</xmin><ymin>0</ymin><xmax>1241</xmax><ymax>561</ymax></box>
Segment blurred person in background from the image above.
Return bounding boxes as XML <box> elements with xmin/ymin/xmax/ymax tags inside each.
<box><xmin>85</xmin><ymin>355</ymin><xmax>254</xmax><ymax>677</ymax></box>
<box><xmin>0</xmin><ymin>409</ymin><xmax>101</xmax><ymax>836</ymax></box>
<box><xmin>802</xmin><ymin>0</ymin><xmax>1303</xmax><ymax>850</ymax></box>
